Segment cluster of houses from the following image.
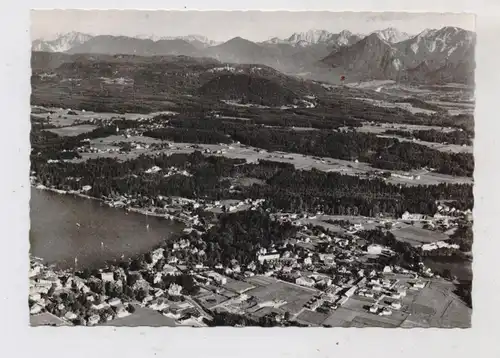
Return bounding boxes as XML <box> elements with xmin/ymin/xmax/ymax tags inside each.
<box><xmin>391</xmin><ymin>172</ymin><xmax>421</xmax><ymax>181</ymax></box>
<box><xmin>29</xmin><ymin>260</ymin><xmax>134</xmax><ymax>326</ymax></box>
<box><xmin>366</xmin><ymin>278</ymin><xmax>427</xmax><ymax>317</ymax></box>
<box><xmin>159</xmin><ymin>213</ymin><xmax>439</xmax><ymax>321</ymax></box>
<box><xmin>144</xmin><ymin>165</ymin><xmax>192</xmax><ymax>177</ymax></box>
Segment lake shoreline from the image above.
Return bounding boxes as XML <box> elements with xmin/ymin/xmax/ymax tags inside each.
<box><xmin>32</xmin><ymin>183</ymin><xmax>185</xmax><ymax>223</ymax></box>
<box><xmin>30</xmin><ymin>185</ymin><xmax>186</xmax><ymax>270</ymax></box>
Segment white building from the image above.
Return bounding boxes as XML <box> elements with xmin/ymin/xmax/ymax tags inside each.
<box><xmin>344</xmin><ymin>286</ymin><xmax>357</xmax><ymax>297</ymax></box>
<box><xmin>401</xmin><ymin>211</ymin><xmax>425</xmax><ymax>221</ymax></box>
<box><xmin>208</xmin><ymin>272</ymin><xmax>228</xmax><ymax>285</ymax></box>
<box><xmin>380</xmin><ymin>308</ymin><xmax>392</xmax><ymax>316</ymax></box>
<box><xmin>257</xmin><ymin>253</ymin><xmax>280</xmax><ymax>264</ymax></box>
<box><xmin>383</xmin><ymin>266</ymin><xmax>393</xmax><ymax>274</ymax></box>
<box><xmin>296</xmin><ymin>277</ymin><xmax>315</xmax><ymax>287</ymax></box>
<box><xmin>367</xmin><ymin>244</ymin><xmax>383</xmax><ymax>255</ymax></box>
<box><xmin>88</xmin><ymin>314</ymin><xmax>100</xmax><ymax>326</ymax></box>
<box><xmin>64</xmin><ymin>311</ymin><xmax>77</xmax><ymax>320</ymax></box>
<box><xmin>168</xmin><ymin>283</ymin><xmax>183</xmax><ymax>296</ymax></box>
<box><xmin>30</xmin><ymin>304</ymin><xmax>43</xmax><ymax>315</ymax></box>
<box><xmin>108</xmin><ymin>298</ymin><xmax>122</xmax><ymax>307</ymax></box>
<box><xmin>101</xmin><ymin>272</ymin><xmax>114</xmax><ymax>282</ymax></box>
<box><xmin>391</xmin><ymin>302</ymin><xmax>402</xmax><ymax>310</ymax></box>
<box><xmin>116</xmin><ymin>306</ymin><xmax>131</xmax><ymax>319</ymax></box>
<box><xmin>413</xmin><ymin>281</ymin><xmax>425</xmax><ymax>289</ymax></box>
<box><xmin>163</xmin><ymin>264</ymin><xmax>179</xmax><ymax>276</ymax></box>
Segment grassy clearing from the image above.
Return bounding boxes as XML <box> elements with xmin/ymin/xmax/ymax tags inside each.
<box><xmin>100</xmin><ymin>305</ymin><xmax>177</xmax><ymax>327</ymax></box>
<box><xmin>391</xmin><ymin>225</ymin><xmax>449</xmax><ymax>246</ymax></box>
<box><xmin>245</xmin><ymin>277</ymin><xmax>317</xmax><ymax>315</ymax></box>
<box><xmin>47</xmin><ymin>124</ymin><xmax>98</xmax><ymax>137</ymax></box>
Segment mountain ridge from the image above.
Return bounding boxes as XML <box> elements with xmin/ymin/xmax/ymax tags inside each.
<box><xmin>31</xmin><ymin>26</ymin><xmax>476</xmax><ymax>85</ymax></box>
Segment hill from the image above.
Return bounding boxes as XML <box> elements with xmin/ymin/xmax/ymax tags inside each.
<box><xmin>31</xmin><ymin>52</ymin><xmax>325</xmax><ymax>111</ymax></box>
<box><xmin>203</xmin><ymin>37</ymin><xmax>286</xmax><ymax>67</ymax></box>
<box><xmin>321</xmin><ymin>33</ymin><xmax>403</xmax><ymax>80</ymax></box>
<box><xmin>198</xmin><ymin>73</ymin><xmax>302</xmax><ymax>107</ymax></box>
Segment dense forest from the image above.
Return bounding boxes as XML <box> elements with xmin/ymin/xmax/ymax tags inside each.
<box><xmin>449</xmin><ymin>223</ymin><xmax>473</xmax><ymax>252</ymax></box>
<box><xmin>151</xmin><ymin>118</ymin><xmax>474</xmax><ymax>177</ymax></box>
<box><xmin>31</xmin><ymin>146</ymin><xmax>473</xmax><ymax>219</ymax></box>
<box><xmin>166</xmin><ymin>210</ymin><xmax>297</xmax><ymax>273</ymax></box>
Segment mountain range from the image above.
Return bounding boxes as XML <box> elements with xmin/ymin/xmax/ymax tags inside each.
<box><xmin>32</xmin><ymin>32</ymin><xmax>94</xmax><ymax>52</ymax></box>
<box><xmin>322</xmin><ymin>26</ymin><xmax>475</xmax><ymax>83</ymax></box>
<box><xmin>31</xmin><ymin>26</ymin><xmax>475</xmax><ymax>84</ymax></box>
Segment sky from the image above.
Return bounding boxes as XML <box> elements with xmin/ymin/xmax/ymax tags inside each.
<box><xmin>31</xmin><ymin>10</ymin><xmax>475</xmax><ymax>42</ymax></box>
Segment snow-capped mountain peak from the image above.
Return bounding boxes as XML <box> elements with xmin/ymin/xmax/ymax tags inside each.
<box><xmin>371</xmin><ymin>27</ymin><xmax>411</xmax><ymax>44</ymax></box>
<box><xmin>135</xmin><ymin>34</ymin><xmax>218</xmax><ymax>46</ymax></box>
<box><xmin>264</xmin><ymin>37</ymin><xmax>286</xmax><ymax>45</ymax></box>
<box><xmin>264</xmin><ymin>29</ymin><xmax>362</xmax><ymax>48</ymax></box>
<box><xmin>162</xmin><ymin>34</ymin><xmax>219</xmax><ymax>46</ymax></box>
<box><xmin>286</xmin><ymin>29</ymin><xmax>333</xmax><ymax>45</ymax></box>
<box><xmin>32</xmin><ymin>32</ymin><xmax>93</xmax><ymax>52</ymax></box>
<box><xmin>335</xmin><ymin>30</ymin><xmax>354</xmax><ymax>46</ymax></box>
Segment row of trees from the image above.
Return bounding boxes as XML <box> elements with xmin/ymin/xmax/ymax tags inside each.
<box><xmin>205</xmin><ymin>310</ymin><xmax>307</xmax><ymax>327</ymax></box>
<box><xmin>384</xmin><ymin>129</ymin><xmax>472</xmax><ymax>146</ymax></box>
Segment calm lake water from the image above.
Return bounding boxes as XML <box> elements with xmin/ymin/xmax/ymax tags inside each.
<box><xmin>30</xmin><ymin>188</ymin><xmax>184</xmax><ymax>270</ymax></box>
<box><xmin>424</xmin><ymin>257</ymin><xmax>473</xmax><ymax>282</ymax></box>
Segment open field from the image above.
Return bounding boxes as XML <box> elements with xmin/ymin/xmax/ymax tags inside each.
<box><xmin>352</xmin><ymin>97</ymin><xmax>437</xmax><ymax>115</ymax></box>
<box><xmin>34</xmin><ymin>104</ymin><xmax>473</xmax><ymax>187</ymax></box>
<box><xmin>245</xmin><ymin>276</ymin><xmax>318</xmax><ymax>315</ymax></box>
<box><xmin>399</xmin><ymin>280</ymin><xmax>471</xmax><ymax>328</ymax></box>
<box><xmin>47</xmin><ymin>124</ymin><xmax>98</xmax><ymax>137</ymax></box>
<box><xmin>90</xmin><ymin>135</ymin><xmax>162</xmax><ymax>145</ymax></box>
<box><xmin>378</xmin><ymin>134</ymin><xmax>472</xmax><ymax>154</ymax></box>
<box><xmin>32</xmin><ymin>106</ymin><xmax>178</xmax><ymax>127</ymax></box>
<box><xmin>296</xmin><ymin>309</ymin><xmax>329</xmax><ymax>326</ymax></box>
<box><xmin>391</xmin><ymin>225</ymin><xmax>449</xmax><ymax>246</ymax></box>
<box><xmin>100</xmin><ymin>305</ymin><xmax>177</xmax><ymax>327</ymax></box>
<box><xmin>30</xmin><ymin>312</ymin><xmax>73</xmax><ymax>326</ymax></box>
<box><xmin>222</xmin><ymin>278</ymin><xmax>256</xmax><ymax>294</ymax></box>
<box><xmin>357</xmin><ymin>122</ymin><xmax>472</xmax><ymax>154</ymax></box>
<box><xmin>356</xmin><ymin>82</ymin><xmax>474</xmax><ymax>116</ymax></box>
<box><xmin>357</xmin><ymin>122</ymin><xmax>460</xmax><ymax>134</ymax></box>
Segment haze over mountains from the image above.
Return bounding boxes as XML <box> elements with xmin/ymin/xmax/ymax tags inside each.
<box><xmin>32</xmin><ymin>26</ymin><xmax>475</xmax><ymax>85</ymax></box>
<box><xmin>32</xmin><ymin>32</ymin><xmax>94</xmax><ymax>53</ymax></box>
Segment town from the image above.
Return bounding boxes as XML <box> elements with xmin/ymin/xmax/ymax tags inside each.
<box><xmin>30</xmin><ymin>188</ymin><xmax>472</xmax><ymax>327</ymax></box>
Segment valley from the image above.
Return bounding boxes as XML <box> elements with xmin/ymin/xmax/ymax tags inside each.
<box><xmin>29</xmin><ymin>25</ymin><xmax>474</xmax><ymax>328</ymax></box>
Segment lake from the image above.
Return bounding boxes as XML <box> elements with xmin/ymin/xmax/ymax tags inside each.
<box><xmin>30</xmin><ymin>188</ymin><xmax>184</xmax><ymax>270</ymax></box>
<box><xmin>424</xmin><ymin>256</ymin><xmax>473</xmax><ymax>282</ymax></box>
